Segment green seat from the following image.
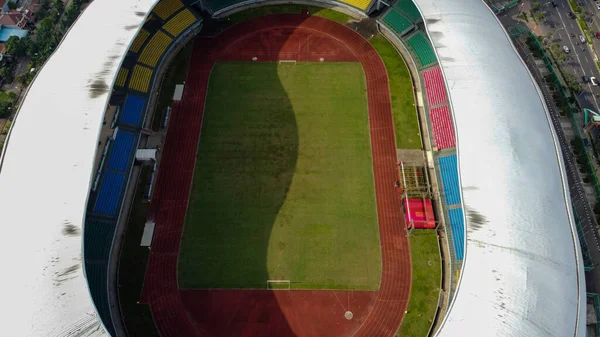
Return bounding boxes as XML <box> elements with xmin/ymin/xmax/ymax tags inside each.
<box><xmin>383</xmin><ymin>9</ymin><xmax>413</xmax><ymax>35</ymax></box>
<box><xmin>393</xmin><ymin>0</ymin><xmax>422</xmax><ymax>22</ymax></box>
<box><xmin>407</xmin><ymin>32</ymin><xmax>437</xmax><ymax>67</ymax></box>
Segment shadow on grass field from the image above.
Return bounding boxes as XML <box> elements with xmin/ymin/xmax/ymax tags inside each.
<box><xmin>397</xmin><ymin>230</ymin><xmax>441</xmax><ymax>337</ymax></box>
<box><xmin>117</xmin><ymin>166</ymin><xmax>160</xmax><ymax>337</ymax></box>
<box><xmin>178</xmin><ymin>62</ymin><xmax>380</xmax><ymax>290</ymax></box>
<box><xmin>370</xmin><ymin>35</ymin><xmax>422</xmax><ymax>150</ymax></box>
<box><xmin>227</xmin><ymin>4</ymin><xmax>351</xmax><ymax>25</ymax></box>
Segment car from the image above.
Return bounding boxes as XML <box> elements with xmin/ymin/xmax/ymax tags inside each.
<box><xmin>592</xmin><ymin>77</ymin><xmax>598</xmax><ymax>86</ymax></box>
<box><xmin>580</xmin><ymin>35</ymin><xmax>587</xmax><ymax>43</ymax></box>
<box><xmin>583</xmin><ymin>75</ymin><xmax>590</xmax><ymax>83</ymax></box>
<box><xmin>569</xmin><ymin>11</ymin><xmax>576</xmax><ymax>18</ymax></box>
<box><xmin>597</xmin><ymin>3</ymin><xmax>600</xmax><ymax>9</ymax></box>
<box><xmin>563</xmin><ymin>45</ymin><xmax>570</xmax><ymax>53</ymax></box>
<box><xmin>596</xmin><ymin>31</ymin><xmax>600</xmax><ymax>39</ymax></box>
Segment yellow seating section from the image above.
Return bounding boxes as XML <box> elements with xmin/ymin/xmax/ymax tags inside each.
<box><xmin>115</xmin><ymin>68</ymin><xmax>129</xmax><ymax>87</ymax></box>
<box><xmin>138</xmin><ymin>31</ymin><xmax>172</xmax><ymax>67</ymax></box>
<box><xmin>341</xmin><ymin>0</ymin><xmax>371</xmax><ymax>10</ymax></box>
<box><xmin>129</xmin><ymin>65</ymin><xmax>153</xmax><ymax>93</ymax></box>
<box><xmin>163</xmin><ymin>9</ymin><xmax>197</xmax><ymax>37</ymax></box>
<box><xmin>130</xmin><ymin>29</ymin><xmax>150</xmax><ymax>54</ymax></box>
<box><xmin>152</xmin><ymin>0</ymin><xmax>183</xmax><ymax>20</ymax></box>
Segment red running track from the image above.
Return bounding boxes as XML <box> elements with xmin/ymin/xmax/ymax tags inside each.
<box><xmin>141</xmin><ymin>14</ymin><xmax>411</xmax><ymax>337</ymax></box>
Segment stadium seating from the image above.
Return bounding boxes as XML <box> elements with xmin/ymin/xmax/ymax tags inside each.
<box><xmin>163</xmin><ymin>9</ymin><xmax>197</xmax><ymax>37</ymax></box>
<box><xmin>429</xmin><ymin>105</ymin><xmax>456</xmax><ymax>150</ymax></box>
<box><xmin>93</xmin><ymin>171</ymin><xmax>126</xmax><ymax>215</ymax></box>
<box><xmin>130</xmin><ymin>29</ymin><xmax>150</xmax><ymax>54</ymax></box>
<box><xmin>115</xmin><ymin>68</ymin><xmax>128</xmax><ymax>88</ymax></box>
<box><xmin>340</xmin><ymin>0</ymin><xmax>372</xmax><ymax>11</ymax></box>
<box><xmin>422</xmin><ymin>66</ymin><xmax>448</xmax><ymax>106</ymax></box>
<box><xmin>448</xmin><ymin>208</ymin><xmax>465</xmax><ymax>260</ymax></box>
<box><xmin>407</xmin><ymin>32</ymin><xmax>437</xmax><ymax>67</ymax></box>
<box><xmin>121</xmin><ymin>94</ymin><xmax>146</xmax><ymax>126</ymax></box>
<box><xmin>438</xmin><ymin>154</ymin><xmax>461</xmax><ymax>205</ymax></box>
<box><xmin>139</xmin><ymin>30</ymin><xmax>172</xmax><ymax>67</ymax></box>
<box><xmin>152</xmin><ymin>0</ymin><xmax>183</xmax><ymax>20</ymax></box>
<box><xmin>107</xmin><ymin>131</ymin><xmax>136</xmax><ymax>172</ymax></box>
<box><xmin>129</xmin><ymin>64</ymin><xmax>153</xmax><ymax>93</ymax></box>
<box><xmin>383</xmin><ymin>9</ymin><xmax>414</xmax><ymax>35</ymax></box>
<box><xmin>84</xmin><ymin>219</ymin><xmax>116</xmax><ymax>262</ymax></box>
<box><xmin>84</xmin><ymin>263</ymin><xmax>112</xmax><ymax>333</ymax></box>
<box><xmin>393</xmin><ymin>0</ymin><xmax>422</xmax><ymax>22</ymax></box>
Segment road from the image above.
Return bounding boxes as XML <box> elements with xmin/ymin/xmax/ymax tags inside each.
<box><xmin>500</xmin><ymin>0</ymin><xmax>600</xmax><ymax>112</ymax></box>
<box><xmin>500</xmin><ymin>1</ymin><xmax>600</xmax><ymax>292</ymax></box>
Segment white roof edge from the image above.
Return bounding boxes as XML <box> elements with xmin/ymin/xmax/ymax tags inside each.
<box><xmin>0</xmin><ymin>0</ymin><xmax>586</xmax><ymax>335</ymax></box>
<box><xmin>412</xmin><ymin>0</ymin><xmax>586</xmax><ymax>336</ymax></box>
<box><xmin>0</xmin><ymin>0</ymin><xmax>156</xmax><ymax>335</ymax></box>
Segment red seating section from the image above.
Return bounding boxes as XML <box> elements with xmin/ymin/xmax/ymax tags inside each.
<box><xmin>422</xmin><ymin>66</ymin><xmax>447</xmax><ymax>107</ymax></box>
<box><xmin>429</xmin><ymin>105</ymin><xmax>456</xmax><ymax>150</ymax></box>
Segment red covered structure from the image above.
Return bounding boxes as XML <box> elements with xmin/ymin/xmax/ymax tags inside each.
<box><xmin>404</xmin><ymin>198</ymin><xmax>436</xmax><ymax>229</ymax></box>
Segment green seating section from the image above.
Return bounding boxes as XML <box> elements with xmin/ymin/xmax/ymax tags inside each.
<box><xmin>407</xmin><ymin>32</ymin><xmax>437</xmax><ymax>67</ymax></box>
<box><xmin>393</xmin><ymin>0</ymin><xmax>422</xmax><ymax>22</ymax></box>
<box><xmin>383</xmin><ymin>9</ymin><xmax>413</xmax><ymax>35</ymax></box>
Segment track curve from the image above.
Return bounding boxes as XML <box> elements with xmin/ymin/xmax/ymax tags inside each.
<box><xmin>140</xmin><ymin>14</ymin><xmax>411</xmax><ymax>337</ymax></box>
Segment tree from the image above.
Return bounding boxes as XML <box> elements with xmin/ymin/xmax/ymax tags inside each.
<box><xmin>5</xmin><ymin>36</ymin><xmax>30</xmax><ymax>58</ymax></box>
<box><xmin>7</xmin><ymin>1</ymin><xmax>17</xmax><ymax>10</ymax></box>
<box><xmin>535</xmin><ymin>11</ymin><xmax>546</xmax><ymax>23</ymax></box>
<box><xmin>532</xmin><ymin>1</ymin><xmax>541</xmax><ymax>12</ymax></box>
<box><xmin>544</xmin><ymin>31</ymin><xmax>553</xmax><ymax>44</ymax></box>
<box><xmin>0</xmin><ymin>64</ymin><xmax>15</xmax><ymax>83</ymax></box>
<box><xmin>0</xmin><ymin>92</ymin><xmax>16</xmax><ymax>118</ymax></box>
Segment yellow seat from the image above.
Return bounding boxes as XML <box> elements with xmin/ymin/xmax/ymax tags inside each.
<box><xmin>129</xmin><ymin>65</ymin><xmax>153</xmax><ymax>93</ymax></box>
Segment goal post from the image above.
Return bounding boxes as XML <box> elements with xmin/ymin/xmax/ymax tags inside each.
<box><xmin>266</xmin><ymin>280</ymin><xmax>291</xmax><ymax>290</ymax></box>
<box><xmin>278</xmin><ymin>60</ymin><xmax>297</xmax><ymax>66</ymax></box>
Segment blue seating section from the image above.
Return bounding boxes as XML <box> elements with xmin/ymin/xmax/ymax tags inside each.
<box><xmin>448</xmin><ymin>208</ymin><xmax>465</xmax><ymax>260</ymax></box>
<box><xmin>439</xmin><ymin>154</ymin><xmax>461</xmax><ymax>205</ymax></box>
<box><xmin>107</xmin><ymin>131</ymin><xmax>136</xmax><ymax>172</ymax></box>
<box><xmin>121</xmin><ymin>94</ymin><xmax>146</xmax><ymax>126</ymax></box>
<box><xmin>93</xmin><ymin>171</ymin><xmax>125</xmax><ymax>215</ymax></box>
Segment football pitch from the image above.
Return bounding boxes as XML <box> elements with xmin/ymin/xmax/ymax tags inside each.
<box><xmin>178</xmin><ymin>62</ymin><xmax>382</xmax><ymax>290</ymax></box>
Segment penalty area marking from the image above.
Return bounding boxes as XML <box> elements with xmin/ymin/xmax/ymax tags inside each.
<box><xmin>345</xmin><ymin>311</ymin><xmax>353</xmax><ymax>320</ymax></box>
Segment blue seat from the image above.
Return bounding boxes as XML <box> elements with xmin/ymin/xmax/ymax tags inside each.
<box><xmin>448</xmin><ymin>208</ymin><xmax>465</xmax><ymax>260</ymax></box>
<box><xmin>438</xmin><ymin>154</ymin><xmax>461</xmax><ymax>205</ymax></box>
<box><xmin>93</xmin><ymin>171</ymin><xmax>125</xmax><ymax>215</ymax></box>
<box><xmin>107</xmin><ymin>131</ymin><xmax>136</xmax><ymax>172</ymax></box>
<box><xmin>121</xmin><ymin>94</ymin><xmax>146</xmax><ymax>126</ymax></box>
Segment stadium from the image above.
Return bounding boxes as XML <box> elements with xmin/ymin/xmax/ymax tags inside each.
<box><xmin>0</xmin><ymin>0</ymin><xmax>588</xmax><ymax>336</ymax></box>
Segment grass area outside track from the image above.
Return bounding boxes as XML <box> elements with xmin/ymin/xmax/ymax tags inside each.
<box><xmin>370</xmin><ymin>35</ymin><xmax>422</xmax><ymax>149</ymax></box>
<box><xmin>227</xmin><ymin>4</ymin><xmax>351</xmax><ymax>25</ymax></box>
<box><xmin>150</xmin><ymin>42</ymin><xmax>194</xmax><ymax>131</ymax></box>
<box><xmin>117</xmin><ymin>166</ymin><xmax>160</xmax><ymax>337</ymax></box>
<box><xmin>178</xmin><ymin>62</ymin><xmax>381</xmax><ymax>290</ymax></box>
<box><xmin>397</xmin><ymin>230</ymin><xmax>441</xmax><ymax>337</ymax></box>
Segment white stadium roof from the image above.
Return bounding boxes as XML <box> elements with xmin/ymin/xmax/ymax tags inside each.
<box><xmin>0</xmin><ymin>0</ymin><xmax>155</xmax><ymax>335</ymax></box>
<box><xmin>0</xmin><ymin>0</ymin><xmax>586</xmax><ymax>336</ymax></box>
<box><xmin>413</xmin><ymin>0</ymin><xmax>586</xmax><ymax>336</ymax></box>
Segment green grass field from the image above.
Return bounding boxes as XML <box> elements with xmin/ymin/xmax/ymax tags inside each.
<box><xmin>397</xmin><ymin>230</ymin><xmax>441</xmax><ymax>337</ymax></box>
<box><xmin>369</xmin><ymin>35</ymin><xmax>422</xmax><ymax>150</ymax></box>
<box><xmin>178</xmin><ymin>62</ymin><xmax>381</xmax><ymax>290</ymax></box>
